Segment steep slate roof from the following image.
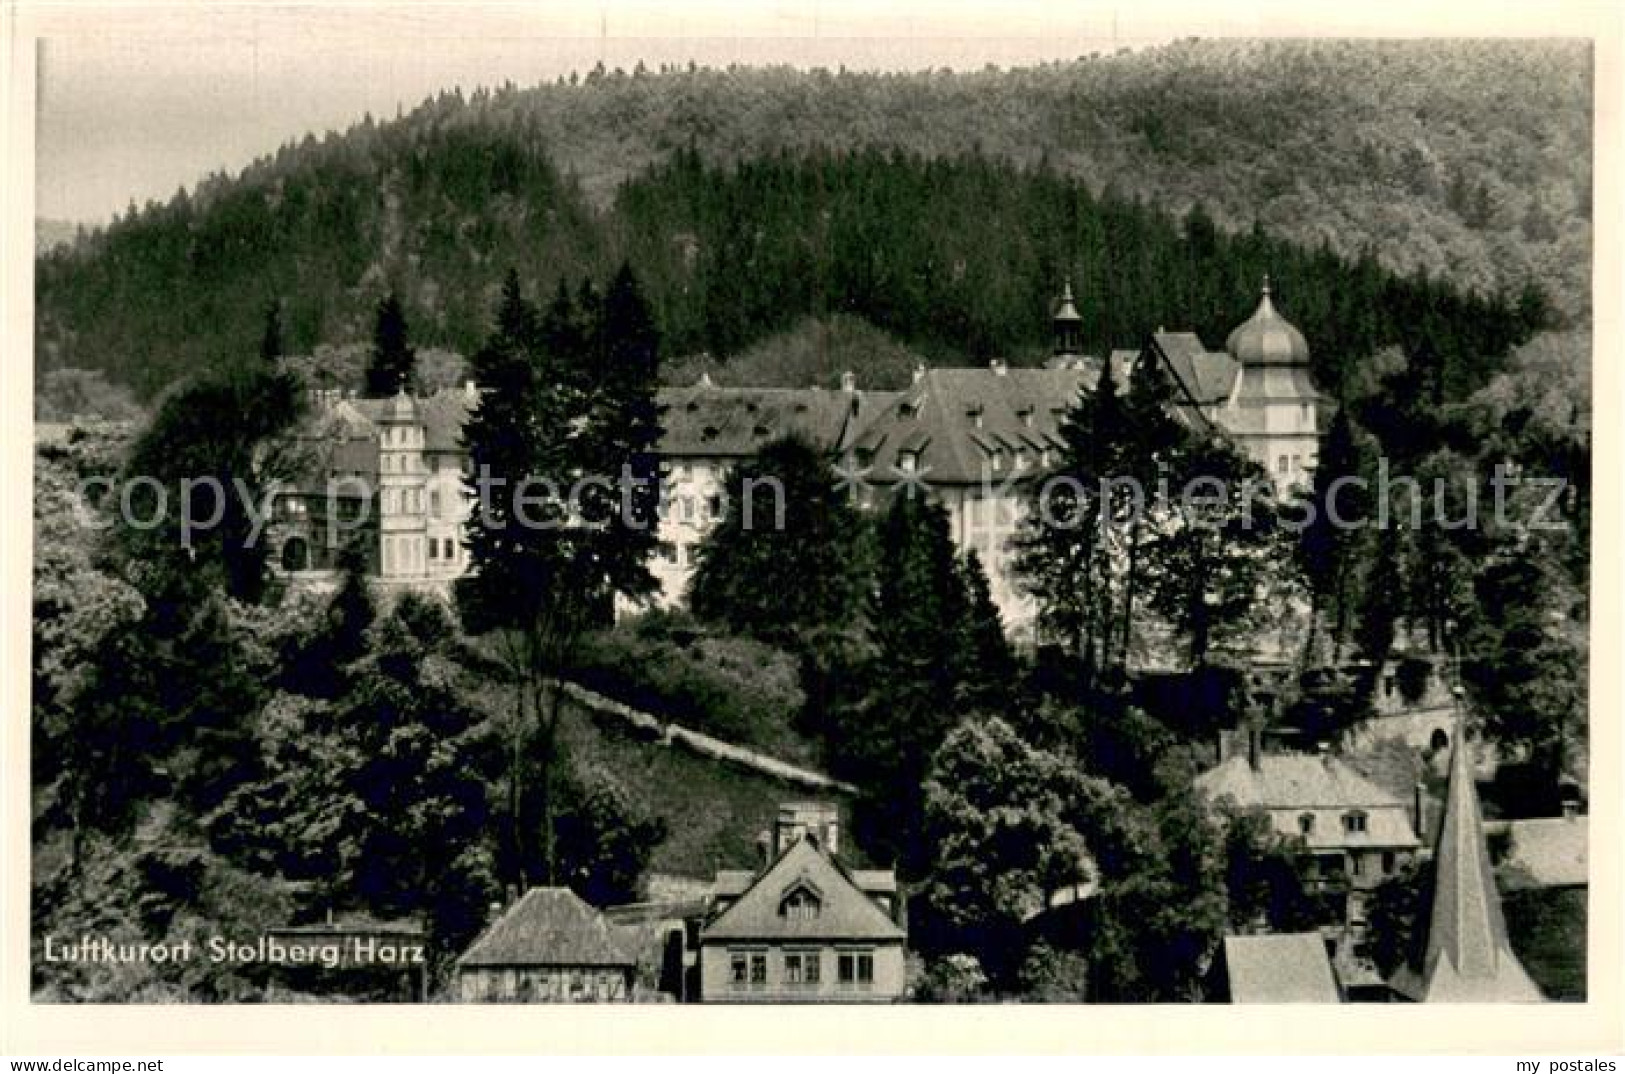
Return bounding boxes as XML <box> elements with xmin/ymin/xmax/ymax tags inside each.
<box><xmin>701</xmin><ymin>836</ymin><xmax>904</xmax><ymax>943</ymax></box>
<box><xmin>849</xmin><ymin>366</ymin><xmax>1092</xmax><ymax>485</ymax></box>
<box><xmin>1391</xmin><ymin>729</ymin><xmax>1545</xmax><ymax>1002</ymax></box>
<box><xmin>1196</xmin><ymin>753</ymin><xmax>1421</xmax><ymax>850</ymax></box>
<box><xmin>1147</xmin><ymin>331</ymin><xmax>1238</xmax><ymax>407</ymax></box>
<box><xmin>655</xmin><ymin>385</ymin><xmax>887</xmax><ymax>458</ymax></box>
<box><xmin>1223</xmin><ymin>933</ymin><xmax>1341</xmax><ymax>1003</ymax></box>
<box><xmin>458</xmin><ymin>888</ymin><xmax>635</xmax><ymax>969</ymax></box>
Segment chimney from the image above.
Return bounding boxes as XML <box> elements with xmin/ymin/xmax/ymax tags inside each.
<box><xmin>989</xmin><ymin>358</ymin><xmax>1008</xmax><ymax>376</ymax></box>
<box><xmin>487</xmin><ymin>901</ymin><xmax>503</xmax><ymax>923</ymax></box>
<box><xmin>1561</xmin><ymin>798</ymin><xmax>1579</xmax><ymax>820</ymax></box>
<box><xmin>840</xmin><ymin>371</ymin><xmax>857</xmax><ymax>393</ymax></box>
<box><xmin>1414</xmin><ymin>781</ymin><xmax>1429</xmax><ymax>841</ymax></box>
<box><xmin>464</xmin><ymin>379</ymin><xmax>477</xmax><ymax>399</ymax></box>
<box><xmin>912</xmin><ymin>362</ymin><xmax>927</xmax><ymax>384</ymax></box>
<box><xmin>755</xmin><ymin>830</ymin><xmax>772</xmax><ymax>872</ymax></box>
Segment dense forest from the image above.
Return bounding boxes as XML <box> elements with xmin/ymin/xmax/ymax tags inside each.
<box><xmin>37</xmin><ymin>38</ymin><xmax>1588</xmax><ymax>402</ymax></box>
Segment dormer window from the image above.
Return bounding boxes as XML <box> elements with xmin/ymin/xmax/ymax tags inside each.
<box><xmin>1014</xmin><ymin>448</ymin><xmax>1030</xmax><ymax>470</ymax></box>
<box><xmin>780</xmin><ymin>884</ymin><xmax>823</xmax><ymax>921</ymax></box>
<box><xmin>1343</xmin><ymin>811</ymin><xmax>1369</xmax><ymax>835</ymax></box>
<box><xmin>965</xmin><ymin>404</ymin><xmax>984</xmax><ymax>429</ymax></box>
<box><xmin>898</xmin><ymin>451</ymin><xmax>919</xmax><ymax>474</ymax></box>
<box><xmin>899</xmin><ymin>402</ymin><xmax>919</xmax><ymax>420</ymax></box>
<box><xmin>1018</xmin><ymin>406</ymin><xmax>1035</xmax><ymax>428</ymax></box>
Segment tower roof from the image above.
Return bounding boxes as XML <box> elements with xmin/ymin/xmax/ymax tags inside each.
<box><xmin>1225</xmin><ymin>276</ymin><xmax>1310</xmax><ymax>367</ymax></box>
<box><xmin>380</xmin><ymin>386</ymin><xmax>418</xmax><ymax>422</ymax></box>
<box><xmin>1053</xmin><ymin>279</ymin><xmax>1082</xmax><ymax>324</ymax></box>
<box><xmin>1390</xmin><ymin>721</ymin><xmax>1545</xmax><ymax>1002</ymax></box>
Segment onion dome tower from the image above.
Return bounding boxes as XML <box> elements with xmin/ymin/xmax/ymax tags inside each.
<box><xmin>1223</xmin><ymin>276</ymin><xmax>1321</xmax><ymax>488</ymax></box>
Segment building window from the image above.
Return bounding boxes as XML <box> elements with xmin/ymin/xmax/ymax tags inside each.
<box><xmin>1351</xmin><ymin>853</ymin><xmax>1366</xmax><ymax>878</ymax></box>
<box><xmin>837</xmin><ymin>951</ymin><xmax>874</xmax><ymax>990</ymax></box>
<box><xmin>658</xmin><ymin>541</ymin><xmax>677</xmax><ymax>565</ymax></box>
<box><xmin>1382</xmin><ymin>851</ymin><xmax>1396</xmax><ymax>875</ymax></box>
<box><xmin>730</xmin><ymin>951</ymin><xmax>767</xmax><ymax>991</ymax></box>
<box><xmin>1298</xmin><ymin>813</ymin><xmax>1315</xmax><ymax>837</ymax></box>
<box><xmin>784</xmin><ymin>951</ymin><xmax>820</xmax><ymax>987</ymax></box>
<box><xmin>1343</xmin><ymin>811</ymin><xmax>1369</xmax><ymax>835</ymax></box>
<box><xmin>781</xmin><ymin>888</ymin><xmax>822</xmax><ymax>921</ymax></box>
<box><xmin>1277</xmin><ymin>454</ymin><xmax>1290</xmax><ymax>474</ymax></box>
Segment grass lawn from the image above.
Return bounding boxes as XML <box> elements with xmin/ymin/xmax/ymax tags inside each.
<box><xmin>555</xmin><ymin>697</ymin><xmax>859</xmax><ymax>878</ymax></box>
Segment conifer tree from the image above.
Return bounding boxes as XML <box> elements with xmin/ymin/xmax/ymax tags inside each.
<box><xmin>1298</xmin><ymin>406</ymin><xmax>1373</xmax><ymax>662</ymax></box>
<box><xmin>458</xmin><ymin>266</ymin><xmax>665</xmax><ymax>886</ymax></box>
<box><xmin>956</xmin><ymin>549</ymin><xmax>1018</xmax><ymax>711</ymax></box>
<box><xmin>260</xmin><ymin>300</ymin><xmax>284</xmax><ymax>364</ymax></box>
<box><xmin>1015</xmin><ymin>364</ymin><xmax>1138</xmax><ymax>692</ymax></box>
<box><xmin>364</xmin><ymin>292</ymin><xmax>416</xmax><ymax>397</ymax></box>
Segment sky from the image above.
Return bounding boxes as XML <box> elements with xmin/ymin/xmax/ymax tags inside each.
<box><xmin>29</xmin><ymin>1</ymin><xmax>1600</xmax><ymax>223</ymax></box>
<box><xmin>33</xmin><ymin>3</ymin><xmax>1182</xmax><ymax>224</ymax></box>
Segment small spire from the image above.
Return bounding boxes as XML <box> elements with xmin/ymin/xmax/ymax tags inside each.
<box><xmin>1261</xmin><ymin>273</ymin><xmax>1272</xmax><ymax>297</ymax></box>
<box><xmin>1062</xmin><ymin>276</ymin><xmax>1075</xmax><ymax>303</ymax></box>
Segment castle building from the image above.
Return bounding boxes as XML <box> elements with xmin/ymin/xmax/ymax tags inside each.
<box><xmin>271</xmin><ymin>281</ymin><xmax>1322</xmax><ymax>635</ymax></box>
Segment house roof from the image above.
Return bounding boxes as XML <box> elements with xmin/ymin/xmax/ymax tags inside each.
<box><xmin>848</xmin><ymin>366</ymin><xmax>1091</xmax><ymax>485</ymax></box>
<box><xmin>1390</xmin><ymin>728</ymin><xmax>1545</xmax><ymax>1002</ymax></box>
<box><xmin>1223</xmin><ymin>933</ymin><xmax>1341</xmax><ymax>1003</ymax></box>
<box><xmin>700</xmin><ymin>836</ymin><xmax>904</xmax><ymax>943</ymax></box>
<box><xmin>457</xmin><ymin>888</ymin><xmax>636</xmax><ymax>969</ymax></box>
<box><xmin>1148</xmin><ymin>331</ymin><xmax>1238</xmax><ymax>407</ymax></box>
<box><xmin>1196</xmin><ymin>753</ymin><xmax>1421</xmax><ymax>849</ymax></box>
<box><xmin>655</xmin><ymin>385</ymin><xmax>883</xmax><ymax>458</ymax></box>
<box><xmin>1490</xmin><ymin>816</ymin><xmax>1588</xmax><ymax>891</ymax></box>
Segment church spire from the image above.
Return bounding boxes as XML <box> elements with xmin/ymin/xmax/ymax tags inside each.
<box><xmin>1391</xmin><ymin>718</ymin><xmax>1544</xmax><ymax>1002</ymax></box>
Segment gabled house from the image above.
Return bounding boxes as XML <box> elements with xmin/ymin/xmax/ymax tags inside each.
<box><xmin>1195</xmin><ymin>737</ymin><xmax>1422</xmax><ymax>930</ymax></box>
<box><xmin>455</xmin><ymin>887</ymin><xmax>638</xmax><ymax>1003</ymax></box>
<box><xmin>698</xmin><ymin>803</ymin><xmax>906</xmax><ymax>1003</ymax></box>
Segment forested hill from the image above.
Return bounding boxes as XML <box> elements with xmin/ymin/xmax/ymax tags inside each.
<box><xmin>37</xmin><ymin>38</ymin><xmax>1587</xmax><ymax>400</ymax></box>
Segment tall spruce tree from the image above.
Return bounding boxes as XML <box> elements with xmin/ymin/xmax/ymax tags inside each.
<box><xmin>260</xmin><ymin>300</ymin><xmax>284</xmax><ymax>364</ymax></box>
<box><xmin>956</xmin><ymin>549</ymin><xmax>1018</xmax><ymax>712</ymax></box>
<box><xmin>1015</xmin><ymin>364</ymin><xmax>1138</xmax><ymax>692</ymax></box>
<box><xmin>1298</xmin><ymin>406</ymin><xmax>1373</xmax><ymax>663</ymax></box>
<box><xmin>364</xmin><ymin>292</ymin><xmax>416</xmax><ymax>397</ymax></box>
<box><xmin>458</xmin><ymin>266</ymin><xmax>665</xmax><ymax>886</ymax></box>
